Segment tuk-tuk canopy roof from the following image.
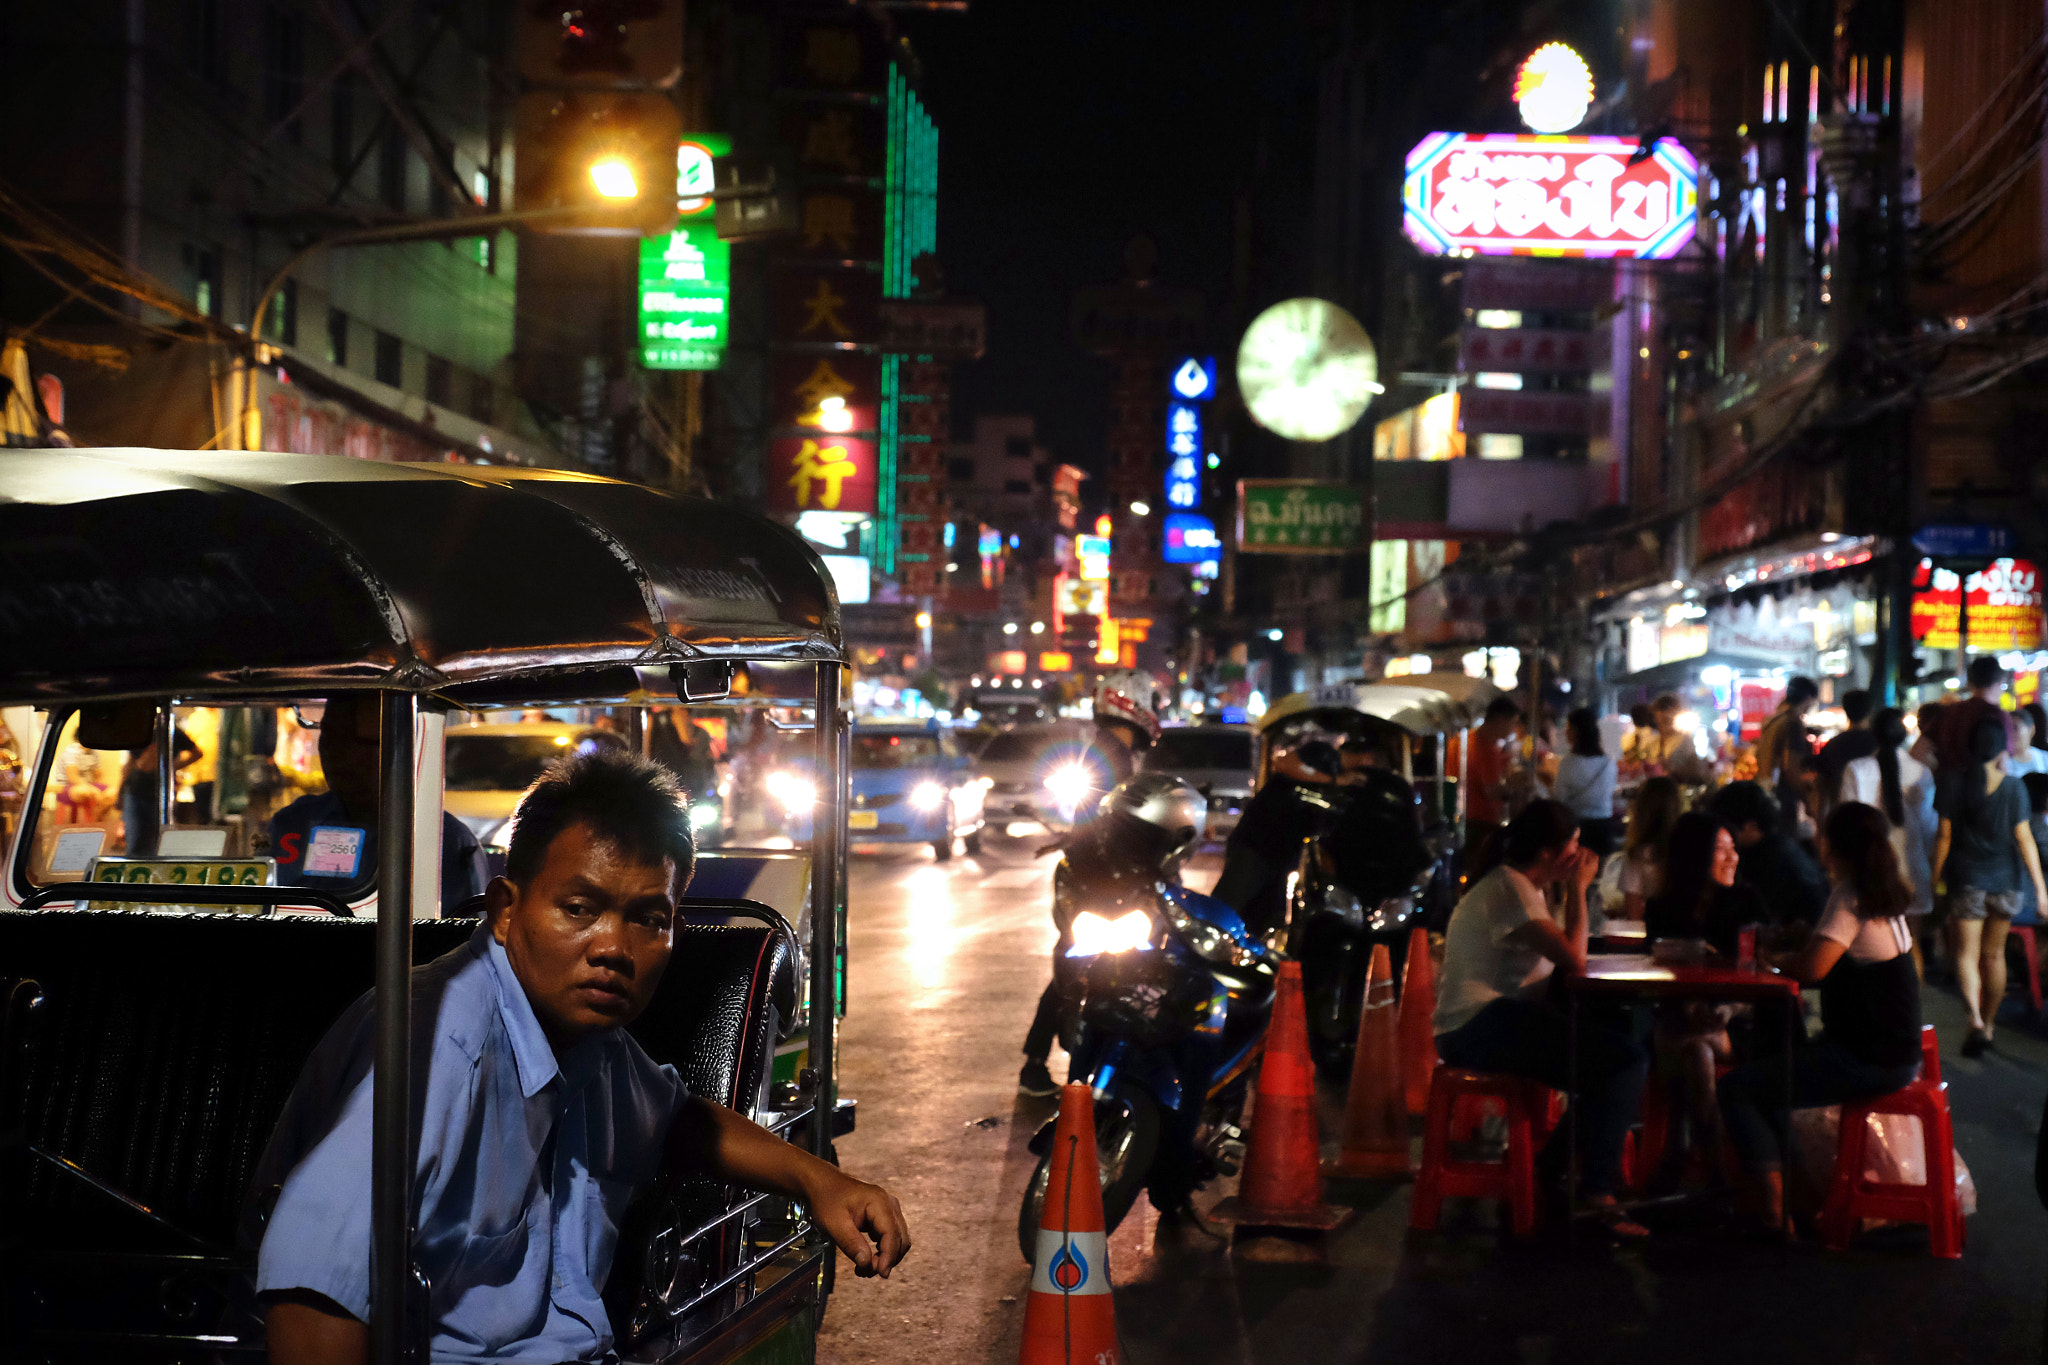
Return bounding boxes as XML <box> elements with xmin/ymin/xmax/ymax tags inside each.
<box><xmin>0</xmin><ymin>450</ymin><xmax>841</xmax><ymax>704</ymax></box>
<box><xmin>1257</xmin><ymin>676</ymin><xmax>1510</xmax><ymax>736</ymax></box>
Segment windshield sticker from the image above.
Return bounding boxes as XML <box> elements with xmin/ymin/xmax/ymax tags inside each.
<box><xmin>305</xmin><ymin>825</ymin><xmax>367</xmax><ymax>879</ymax></box>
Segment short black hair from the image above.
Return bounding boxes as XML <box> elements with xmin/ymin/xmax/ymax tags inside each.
<box><xmin>1629</xmin><ymin>704</ymin><xmax>1655</xmax><ymax>728</ymax></box>
<box><xmin>1484</xmin><ymin>697</ymin><xmax>1523</xmax><ymax>723</ymax></box>
<box><xmin>1566</xmin><ymin>706</ymin><xmax>1603</xmax><ymax>757</ymax></box>
<box><xmin>1503</xmin><ymin>799</ymin><xmax>1579</xmax><ymax>866</ymax></box>
<box><xmin>505</xmin><ymin>749</ymin><xmax>695</xmax><ymax>888</ymax></box>
<box><xmin>1841</xmin><ymin>689</ymin><xmax>1874</xmax><ymax>725</ymax></box>
<box><xmin>1708</xmin><ymin>780</ymin><xmax>1777</xmax><ymax>833</ymax></box>
<box><xmin>1784</xmin><ymin>676</ymin><xmax>1820</xmax><ymax>705</ymax></box>
<box><xmin>1967</xmin><ymin>655</ymin><xmax>2007</xmax><ymax>691</ymax></box>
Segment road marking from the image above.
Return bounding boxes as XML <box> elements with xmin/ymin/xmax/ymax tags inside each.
<box><xmin>981</xmin><ymin>868</ymin><xmax>1046</xmax><ymax>889</ymax></box>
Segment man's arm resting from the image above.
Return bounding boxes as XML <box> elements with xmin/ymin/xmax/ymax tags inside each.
<box><xmin>667</xmin><ymin>1095</ymin><xmax>911</xmax><ymax>1279</ymax></box>
<box><xmin>265</xmin><ymin>1290</ymin><xmax>366</xmax><ymax>1365</ymax></box>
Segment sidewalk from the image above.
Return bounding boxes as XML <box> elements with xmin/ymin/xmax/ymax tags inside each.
<box><xmin>1106</xmin><ymin>980</ymin><xmax>2048</xmax><ymax>1365</ymax></box>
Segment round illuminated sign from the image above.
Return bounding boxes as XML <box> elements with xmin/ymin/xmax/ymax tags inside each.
<box><xmin>1235</xmin><ymin>299</ymin><xmax>1381</xmax><ymax>443</ymax></box>
<box><xmin>1514</xmin><ymin>42</ymin><xmax>1594</xmax><ymax>134</ymax></box>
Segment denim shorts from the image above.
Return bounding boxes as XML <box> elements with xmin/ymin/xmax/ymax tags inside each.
<box><xmin>1950</xmin><ymin>886</ymin><xmax>2022</xmax><ymax>921</ymax></box>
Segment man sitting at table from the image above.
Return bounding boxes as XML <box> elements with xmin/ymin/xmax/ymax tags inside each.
<box><xmin>1706</xmin><ymin>781</ymin><xmax>1827</xmax><ymax>930</ymax></box>
<box><xmin>249</xmin><ymin>749</ymin><xmax>912</xmax><ymax>1363</ymax></box>
<box><xmin>1434</xmin><ymin>799</ymin><xmax>1651</xmax><ymax>1239</ymax></box>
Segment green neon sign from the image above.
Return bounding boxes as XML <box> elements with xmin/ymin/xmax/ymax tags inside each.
<box><xmin>639</xmin><ymin>219</ymin><xmax>730</xmax><ymax>370</ymax></box>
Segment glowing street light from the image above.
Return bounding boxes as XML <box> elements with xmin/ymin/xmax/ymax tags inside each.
<box><xmin>1515</xmin><ymin>42</ymin><xmax>1594</xmax><ymax>134</ymax></box>
<box><xmin>1130</xmin><ymin>500</ymin><xmax>1151</xmax><ymax>516</ymax></box>
<box><xmin>589</xmin><ymin>158</ymin><xmax>640</xmax><ymax>199</ymax></box>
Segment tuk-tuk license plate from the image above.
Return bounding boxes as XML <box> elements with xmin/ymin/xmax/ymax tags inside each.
<box><xmin>848</xmin><ymin>810</ymin><xmax>880</xmax><ymax>831</ymax></box>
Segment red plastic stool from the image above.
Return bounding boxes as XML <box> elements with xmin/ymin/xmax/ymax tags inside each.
<box><xmin>1914</xmin><ymin>1024</ymin><xmax>1941</xmax><ymax>1089</ymax></box>
<box><xmin>1818</xmin><ymin>1073</ymin><xmax>1964</xmax><ymax>1259</ymax></box>
<box><xmin>1411</xmin><ymin>1068</ymin><xmax>1552</xmax><ymax>1236</ymax></box>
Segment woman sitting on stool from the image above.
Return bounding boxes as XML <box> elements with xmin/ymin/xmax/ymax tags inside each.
<box><xmin>1717</xmin><ymin>801</ymin><xmax>1923</xmax><ymax>1237</ymax></box>
<box><xmin>1433</xmin><ymin>800</ymin><xmax>1651</xmax><ymax>1238</ymax></box>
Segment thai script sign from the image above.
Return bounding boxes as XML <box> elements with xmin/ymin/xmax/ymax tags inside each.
<box><xmin>1911</xmin><ymin>557</ymin><xmax>2043</xmax><ymax>650</ymax></box>
<box><xmin>1404</xmin><ymin>132</ymin><xmax>1699</xmax><ymax>260</ymax></box>
<box><xmin>1236</xmin><ymin>480</ymin><xmax>1366</xmax><ymax>555</ymax></box>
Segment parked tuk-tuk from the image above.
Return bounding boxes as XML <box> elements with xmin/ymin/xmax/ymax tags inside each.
<box><xmin>1252</xmin><ymin>677</ymin><xmax>1506</xmax><ymax>1074</ymax></box>
<box><xmin>0</xmin><ymin>450</ymin><xmax>854</xmax><ymax>1364</ymax></box>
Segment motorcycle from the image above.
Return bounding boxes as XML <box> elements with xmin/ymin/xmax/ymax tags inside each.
<box><xmin>1016</xmin><ymin>876</ymin><xmax>1277</xmax><ymax>1260</ymax></box>
<box><xmin>1289</xmin><ymin>771</ymin><xmax>1441</xmax><ymax>1078</ymax></box>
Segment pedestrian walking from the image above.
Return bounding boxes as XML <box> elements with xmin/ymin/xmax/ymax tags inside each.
<box><xmin>1814</xmin><ymin>689</ymin><xmax>1878</xmax><ymax>819</ymax></box>
<box><xmin>2006</xmin><ymin>706</ymin><xmax>2048</xmax><ymax>778</ymax></box>
<box><xmin>1553</xmin><ymin>707</ymin><xmax>1619</xmax><ymax>857</ymax></box>
<box><xmin>1933</xmin><ymin>656</ymin><xmax>2014</xmax><ymax>772</ymax></box>
<box><xmin>1717</xmin><ymin>801</ymin><xmax>1923</xmax><ymax>1238</ymax></box>
<box><xmin>1616</xmin><ymin>775</ymin><xmax>1683</xmax><ymax>919</ymax></box>
<box><xmin>1840</xmin><ymin>708</ymin><xmax>1935</xmax><ymax>974</ymax></box>
<box><xmin>1933</xmin><ymin>715</ymin><xmax>2048</xmax><ymax>1056</ymax></box>
<box><xmin>1754</xmin><ymin>676</ymin><xmax>1821</xmax><ymax>838</ymax></box>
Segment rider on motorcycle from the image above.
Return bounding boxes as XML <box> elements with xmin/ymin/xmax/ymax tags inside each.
<box><xmin>1019</xmin><ymin>676</ymin><xmax>1161</xmax><ymax>1097</ymax></box>
<box><xmin>1210</xmin><ymin>735</ymin><xmax>1366</xmax><ymax>933</ymax></box>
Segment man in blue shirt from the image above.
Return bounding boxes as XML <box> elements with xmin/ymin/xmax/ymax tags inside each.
<box><xmin>269</xmin><ymin>695</ymin><xmax>489</xmax><ymax>911</ymax></box>
<box><xmin>251</xmin><ymin>749</ymin><xmax>911</xmax><ymax>1363</ymax></box>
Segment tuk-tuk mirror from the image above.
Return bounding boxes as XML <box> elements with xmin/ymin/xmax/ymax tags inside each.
<box><xmin>671</xmin><ymin>659</ymin><xmax>734</xmax><ymax>702</ymax></box>
<box><xmin>78</xmin><ymin>700</ymin><xmax>157</xmax><ymax>751</ymax></box>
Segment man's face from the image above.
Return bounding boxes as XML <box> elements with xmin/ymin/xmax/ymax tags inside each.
<box><xmin>318</xmin><ymin>699</ymin><xmax>381</xmax><ymax>819</ymax></box>
<box><xmin>1731</xmin><ymin>819</ymin><xmax>1764</xmax><ymax>848</ymax></box>
<box><xmin>1654</xmin><ymin>704</ymin><xmax>1680</xmax><ymax>734</ymax></box>
<box><xmin>490</xmin><ymin>821</ymin><xmax>678</xmax><ymax>1054</ymax></box>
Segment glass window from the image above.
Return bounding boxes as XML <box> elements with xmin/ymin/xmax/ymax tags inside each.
<box><xmin>445</xmin><ymin>730</ymin><xmax>575</xmax><ymax>792</ymax></box>
<box><xmin>851</xmin><ymin>732</ymin><xmax>941</xmax><ymax>768</ymax></box>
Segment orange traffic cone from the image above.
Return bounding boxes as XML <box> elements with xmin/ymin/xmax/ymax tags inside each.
<box><xmin>1396</xmin><ymin>926</ymin><xmax>1438</xmax><ymax>1118</ymax></box>
<box><xmin>1020</xmin><ymin>1084</ymin><xmax>1120</xmax><ymax>1365</ymax></box>
<box><xmin>1324</xmin><ymin>942</ymin><xmax>1411</xmax><ymax>1178</ymax></box>
<box><xmin>1211</xmin><ymin>960</ymin><xmax>1352</xmax><ymax>1233</ymax></box>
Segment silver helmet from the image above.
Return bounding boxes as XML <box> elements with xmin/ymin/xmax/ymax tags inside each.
<box><xmin>1098</xmin><ymin>771</ymin><xmax>1207</xmax><ymax>857</ymax></box>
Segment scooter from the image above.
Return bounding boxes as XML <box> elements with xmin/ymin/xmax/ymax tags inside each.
<box><xmin>1291</xmin><ymin>771</ymin><xmax>1440</xmax><ymax>1078</ymax></box>
<box><xmin>1016</xmin><ymin>877</ymin><xmax>1277</xmax><ymax>1260</ymax></box>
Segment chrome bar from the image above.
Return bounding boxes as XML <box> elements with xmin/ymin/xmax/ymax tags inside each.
<box><xmin>154</xmin><ymin>704</ymin><xmax>174</xmax><ymax>841</ymax></box>
<box><xmin>808</xmin><ymin>664</ymin><xmax>843</xmax><ymax>1161</ymax></box>
<box><xmin>372</xmin><ymin>692</ymin><xmax>418</xmax><ymax>1365</ymax></box>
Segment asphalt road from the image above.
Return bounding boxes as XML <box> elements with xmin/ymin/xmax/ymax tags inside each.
<box><xmin>815</xmin><ymin>832</ymin><xmax>2048</xmax><ymax>1365</ymax></box>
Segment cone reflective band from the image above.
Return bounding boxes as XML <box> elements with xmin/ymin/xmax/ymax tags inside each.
<box><xmin>1021</xmin><ymin>1084</ymin><xmax>1120</xmax><ymax>1365</ymax></box>
<box><xmin>1030</xmin><ymin>1229</ymin><xmax>1110</xmax><ymax>1297</ymax></box>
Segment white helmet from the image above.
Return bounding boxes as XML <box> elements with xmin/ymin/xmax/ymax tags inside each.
<box><xmin>1099</xmin><ymin>771</ymin><xmax>1207</xmax><ymax>858</ymax></box>
<box><xmin>1094</xmin><ymin>671</ymin><xmax>1160</xmax><ymax>742</ymax></box>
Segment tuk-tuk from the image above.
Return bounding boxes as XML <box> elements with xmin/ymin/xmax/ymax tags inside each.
<box><xmin>0</xmin><ymin>450</ymin><xmax>854</xmax><ymax>1364</ymax></box>
<box><xmin>1252</xmin><ymin>677</ymin><xmax>1506</xmax><ymax>1073</ymax></box>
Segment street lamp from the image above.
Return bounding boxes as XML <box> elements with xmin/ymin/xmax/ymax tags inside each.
<box><xmin>1131</xmin><ymin>500</ymin><xmax>1151</xmax><ymax>516</ymax></box>
<box><xmin>588</xmin><ymin>158</ymin><xmax>639</xmax><ymax>199</ymax></box>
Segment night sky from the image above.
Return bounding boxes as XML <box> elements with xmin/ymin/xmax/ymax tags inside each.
<box><xmin>898</xmin><ymin>1</ymin><xmax>1328</xmax><ymax>481</ymax></box>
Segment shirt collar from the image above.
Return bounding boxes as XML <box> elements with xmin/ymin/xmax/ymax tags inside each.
<box><xmin>480</xmin><ymin>926</ymin><xmax>564</xmax><ymax>1099</ymax></box>
<box><xmin>1502</xmin><ymin>865</ymin><xmax>1548</xmax><ymax>917</ymax></box>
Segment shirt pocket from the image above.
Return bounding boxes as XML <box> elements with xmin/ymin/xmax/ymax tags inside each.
<box><xmin>432</xmin><ymin>1200</ymin><xmax>547</xmax><ymax>1352</ymax></box>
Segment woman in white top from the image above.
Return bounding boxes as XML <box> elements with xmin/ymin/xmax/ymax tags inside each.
<box><xmin>1616</xmin><ymin>775</ymin><xmax>1683</xmax><ymax>918</ymax></box>
<box><xmin>1552</xmin><ymin>707</ymin><xmax>1619</xmax><ymax>857</ymax></box>
<box><xmin>1839</xmin><ymin>708</ymin><xmax>1936</xmax><ymax>933</ymax></box>
<box><xmin>1716</xmin><ymin>801</ymin><xmax>1923</xmax><ymax>1235</ymax></box>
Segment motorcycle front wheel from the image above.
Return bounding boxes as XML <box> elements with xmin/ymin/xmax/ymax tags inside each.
<box><xmin>1017</xmin><ymin>1082</ymin><xmax>1159</xmax><ymax>1263</ymax></box>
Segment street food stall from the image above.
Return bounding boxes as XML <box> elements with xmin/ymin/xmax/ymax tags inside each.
<box><xmin>0</xmin><ymin>451</ymin><xmax>853</xmax><ymax>1364</ymax></box>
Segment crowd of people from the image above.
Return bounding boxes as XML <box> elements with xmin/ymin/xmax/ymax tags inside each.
<box><xmin>1432</xmin><ymin>659</ymin><xmax>2048</xmax><ymax>1238</ymax></box>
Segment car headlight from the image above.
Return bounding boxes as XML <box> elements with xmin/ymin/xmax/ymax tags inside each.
<box><xmin>909</xmin><ymin>781</ymin><xmax>947</xmax><ymax>812</ymax></box>
<box><xmin>1043</xmin><ymin>762</ymin><xmax>1093</xmax><ymax>811</ymax></box>
<box><xmin>1066</xmin><ymin>908</ymin><xmax>1155</xmax><ymax>957</ymax></box>
<box><xmin>766</xmin><ymin>770</ymin><xmax>815</xmax><ymax>810</ymax></box>
<box><xmin>689</xmin><ymin>802</ymin><xmax>720</xmax><ymax>829</ymax></box>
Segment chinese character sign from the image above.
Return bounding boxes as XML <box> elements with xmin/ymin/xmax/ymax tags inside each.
<box><xmin>1404</xmin><ymin>132</ymin><xmax>1699</xmax><ymax>259</ymax></box>
<box><xmin>768</xmin><ymin>435</ymin><xmax>878</xmax><ymax>515</ymax></box>
<box><xmin>639</xmin><ymin>221</ymin><xmax>730</xmax><ymax>370</ymax></box>
<box><xmin>1165</xmin><ymin>401</ymin><xmax>1202</xmax><ymax>510</ymax></box>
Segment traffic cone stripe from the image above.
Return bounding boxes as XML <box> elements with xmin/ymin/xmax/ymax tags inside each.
<box><xmin>1031</xmin><ymin>1230</ymin><xmax>1109</xmax><ymax>1296</ymax></box>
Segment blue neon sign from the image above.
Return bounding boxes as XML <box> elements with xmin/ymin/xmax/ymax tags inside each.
<box><xmin>1162</xmin><ymin>512</ymin><xmax>1222</xmax><ymax>563</ymax></box>
<box><xmin>1169</xmin><ymin>356</ymin><xmax>1217</xmax><ymax>401</ymax></box>
<box><xmin>1165</xmin><ymin>401</ymin><xmax>1202</xmax><ymax>510</ymax></box>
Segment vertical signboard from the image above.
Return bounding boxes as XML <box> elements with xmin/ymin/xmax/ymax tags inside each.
<box><xmin>1165</xmin><ymin>401</ymin><xmax>1202</xmax><ymax>510</ymax></box>
<box><xmin>639</xmin><ymin>221</ymin><xmax>730</xmax><ymax>370</ymax></box>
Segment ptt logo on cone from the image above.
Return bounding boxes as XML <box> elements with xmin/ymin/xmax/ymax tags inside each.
<box><xmin>1031</xmin><ymin>1231</ymin><xmax>1108</xmax><ymax>1296</ymax></box>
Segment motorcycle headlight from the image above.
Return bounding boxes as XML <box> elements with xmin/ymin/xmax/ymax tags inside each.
<box><xmin>689</xmin><ymin>802</ymin><xmax>720</xmax><ymax>829</ymax></box>
<box><xmin>1368</xmin><ymin>895</ymin><xmax>1416</xmax><ymax>933</ymax></box>
<box><xmin>1158</xmin><ymin>888</ymin><xmax>1259</xmax><ymax>969</ymax></box>
<box><xmin>909</xmin><ymin>781</ymin><xmax>948</xmax><ymax>812</ymax></box>
<box><xmin>1066</xmin><ymin>908</ymin><xmax>1155</xmax><ymax>957</ymax></box>
<box><xmin>1043</xmin><ymin>762</ymin><xmax>1093</xmax><ymax>811</ymax></box>
<box><xmin>766</xmin><ymin>769</ymin><xmax>815</xmax><ymax>811</ymax></box>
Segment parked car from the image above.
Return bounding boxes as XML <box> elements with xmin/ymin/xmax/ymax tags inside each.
<box><xmin>764</xmin><ymin>721</ymin><xmax>987</xmax><ymax>859</ymax></box>
<box><xmin>1142</xmin><ymin>723</ymin><xmax>1255</xmax><ymax>844</ymax></box>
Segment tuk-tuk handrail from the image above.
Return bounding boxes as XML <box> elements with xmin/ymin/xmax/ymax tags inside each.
<box><xmin>19</xmin><ymin>882</ymin><xmax>355</xmax><ymax>917</ymax></box>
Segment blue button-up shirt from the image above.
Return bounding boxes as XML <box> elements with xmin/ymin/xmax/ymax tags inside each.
<box><xmin>268</xmin><ymin>791</ymin><xmax>490</xmax><ymax>912</ymax></box>
<box><xmin>251</xmin><ymin>924</ymin><xmax>689</xmax><ymax>1361</ymax></box>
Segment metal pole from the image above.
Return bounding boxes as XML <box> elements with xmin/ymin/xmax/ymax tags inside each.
<box><xmin>372</xmin><ymin>692</ymin><xmax>418</xmax><ymax>1365</ymax></box>
<box><xmin>153</xmin><ymin>704</ymin><xmax>174</xmax><ymax>834</ymax></box>
<box><xmin>808</xmin><ymin>665</ymin><xmax>844</xmax><ymax>1160</ymax></box>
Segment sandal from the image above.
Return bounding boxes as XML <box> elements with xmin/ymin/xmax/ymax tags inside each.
<box><xmin>1584</xmin><ymin>1196</ymin><xmax>1651</xmax><ymax>1241</ymax></box>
